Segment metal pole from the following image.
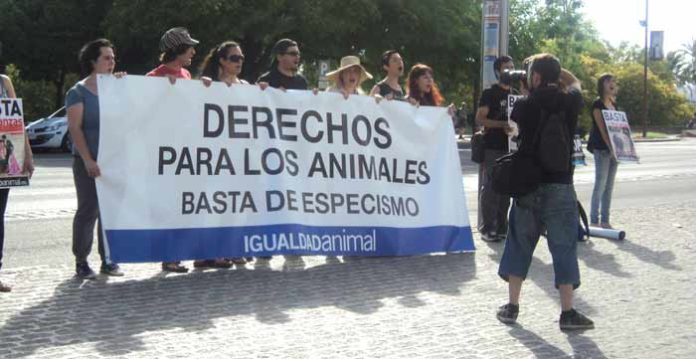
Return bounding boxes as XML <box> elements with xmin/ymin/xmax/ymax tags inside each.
<box><xmin>642</xmin><ymin>0</ymin><xmax>649</xmax><ymax>138</ymax></box>
<box><xmin>480</xmin><ymin>0</ymin><xmax>509</xmax><ymax>90</ymax></box>
<box><xmin>500</xmin><ymin>0</ymin><xmax>510</xmax><ymax>56</ymax></box>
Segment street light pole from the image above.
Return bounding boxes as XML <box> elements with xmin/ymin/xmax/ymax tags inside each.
<box><xmin>642</xmin><ymin>0</ymin><xmax>649</xmax><ymax>138</ymax></box>
<box><xmin>500</xmin><ymin>0</ymin><xmax>509</xmax><ymax>56</ymax></box>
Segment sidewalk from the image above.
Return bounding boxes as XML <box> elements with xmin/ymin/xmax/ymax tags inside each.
<box><xmin>1</xmin><ymin>201</ymin><xmax>694</xmax><ymax>358</ymax></box>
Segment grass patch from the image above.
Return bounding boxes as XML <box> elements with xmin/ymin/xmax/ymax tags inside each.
<box><xmin>632</xmin><ymin>131</ymin><xmax>669</xmax><ymax>139</ymax></box>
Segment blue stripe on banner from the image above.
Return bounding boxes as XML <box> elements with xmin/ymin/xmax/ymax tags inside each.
<box><xmin>105</xmin><ymin>224</ymin><xmax>475</xmax><ymax>263</ymax></box>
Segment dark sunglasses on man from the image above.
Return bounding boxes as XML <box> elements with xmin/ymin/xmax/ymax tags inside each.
<box><xmin>283</xmin><ymin>51</ymin><xmax>300</xmax><ymax>57</ymax></box>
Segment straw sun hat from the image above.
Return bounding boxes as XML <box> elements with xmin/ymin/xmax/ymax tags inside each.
<box><xmin>326</xmin><ymin>56</ymin><xmax>373</xmax><ymax>84</ymax></box>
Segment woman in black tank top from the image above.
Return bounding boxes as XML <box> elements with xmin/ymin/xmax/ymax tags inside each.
<box><xmin>377</xmin><ymin>82</ymin><xmax>404</xmax><ymax>100</ymax></box>
<box><xmin>369</xmin><ymin>50</ymin><xmax>405</xmax><ymax>101</ymax></box>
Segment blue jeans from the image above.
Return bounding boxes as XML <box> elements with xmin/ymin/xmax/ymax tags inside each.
<box><xmin>590</xmin><ymin>150</ymin><xmax>618</xmax><ymax>224</ymax></box>
<box><xmin>498</xmin><ymin>183</ymin><xmax>581</xmax><ymax>288</ymax></box>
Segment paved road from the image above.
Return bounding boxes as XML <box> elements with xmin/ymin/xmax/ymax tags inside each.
<box><xmin>5</xmin><ymin>139</ymin><xmax>695</xmax><ymax>268</ymax></box>
<box><xmin>0</xmin><ymin>139</ymin><xmax>694</xmax><ymax>358</ymax></box>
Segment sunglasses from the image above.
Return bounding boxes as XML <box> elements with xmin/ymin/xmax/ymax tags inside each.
<box><xmin>225</xmin><ymin>54</ymin><xmax>245</xmax><ymax>63</ymax></box>
<box><xmin>283</xmin><ymin>51</ymin><xmax>301</xmax><ymax>57</ymax></box>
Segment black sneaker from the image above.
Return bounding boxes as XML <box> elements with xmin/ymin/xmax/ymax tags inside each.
<box><xmin>496</xmin><ymin>232</ymin><xmax>508</xmax><ymax>241</ymax></box>
<box><xmin>559</xmin><ymin>309</ymin><xmax>594</xmax><ymax>331</ymax></box>
<box><xmin>481</xmin><ymin>232</ymin><xmax>499</xmax><ymax>242</ymax></box>
<box><xmin>100</xmin><ymin>263</ymin><xmax>124</xmax><ymax>276</ymax></box>
<box><xmin>496</xmin><ymin>303</ymin><xmax>519</xmax><ymax>324</ymax></box>
<box><xmin>76</xmin><ymin>262</ymin><xmax>97</xmax><ymax>280</ymax></box>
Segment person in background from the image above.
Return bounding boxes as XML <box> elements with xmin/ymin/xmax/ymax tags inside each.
<box><xmin>325</xmin><ymin>55</ymin><xmax>373</xmax><ymax>98</ymax></box>
<box><xmin>475</xmin><ymin>55</ymin><xmax>515</xmax><ymax>243</ymax></box>
<box><xmin>454</xmin><ymin>101</ymin><xmax>468</xmax><ymax>138</ymax></box>
<box><xmin>369</xmin><ymin>50</ymin><xmax>405</xmax><ymax>100</ymax></box>
<box><xmin>147</xmin><ymin>27</ymin><xmax>199</xmax><ymax>273</ymax></box>
<box><xmin>65</xmin><ymin>38</ymin><xmax>124</xmax><ymax>280</ymax></box>
<box><xmin>688</xmin><ymin>113</ymin><xmax>696</xmax><ymax>129</ymax></box>
<box><xmin>588</xmin><ymin>73</ymin><xmax>619</xmax><ymax>229</ymax></box>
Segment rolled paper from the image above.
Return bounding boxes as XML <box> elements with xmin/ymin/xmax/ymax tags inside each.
<box><xmin>588</xmin><ymin>227</ymin><xmax>626</xmax><ymax>240</ymax></box>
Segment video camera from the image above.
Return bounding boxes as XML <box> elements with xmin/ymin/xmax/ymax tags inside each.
<box><xmin>499</xmin><ymin>69</ymin><xmax>527</xmax><ymax>87</ymax></box>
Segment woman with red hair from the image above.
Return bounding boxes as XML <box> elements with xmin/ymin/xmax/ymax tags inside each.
<box><xmin>405</xmin><ymin>63</ymin><xmax>444</xmax><ymax>106</ymax></box>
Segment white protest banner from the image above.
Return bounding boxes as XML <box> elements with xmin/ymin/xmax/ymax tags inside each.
<box><xmin>0</xmin><ymin>98</ymin><xmax>29</xmax><ymax>187</ymax></box>
<box><xmin>507</xmin><ymin>94</ymin><xmax>524</xmax><ymax>152</ymax></box>
<box><xmin>97</xmin><ymin>75</ymin><xmax>474</xmax><ymax>263</ymax></box>
<box><xmin>601</xmin><ymin>110</ymin><xmax>639</xmax><ymax>163</ymax></box>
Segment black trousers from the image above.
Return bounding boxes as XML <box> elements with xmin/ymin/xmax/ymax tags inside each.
<box><xmin>478</xmin><ymin>149</ymin><xmax>511</xmax><ymax>235</ymax></box>
<box><xmin>72</xmin><ymin>157</ymin><xmax>106</xmax><ymax>264</ymax></box>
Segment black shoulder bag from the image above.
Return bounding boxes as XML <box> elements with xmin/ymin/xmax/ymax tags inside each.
<box><xmin>489</xmin><ymin>111</ymin><xmax>549</xmax><ymax>198</ymax></box>
<box><xmin>470</xmin><ymin>131</ymin><xmax>485</xmax><ymax>164</ymax></box>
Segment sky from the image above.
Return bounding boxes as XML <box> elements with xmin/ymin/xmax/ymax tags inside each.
<box><xmin>581</xmin><ymin>0</ymin><xmax>695</xmax><ymax>53</ymax></box>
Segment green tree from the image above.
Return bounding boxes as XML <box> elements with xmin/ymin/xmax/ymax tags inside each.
<box><xmin>613</xmin><ymin>63</ymin><xmax>693</xmax><ymax>128</ymax></box>
<box><xmin>0</xmin><ymin>0</ymin><xmax>113</xmax><ymax>109</ymax></box>
<box><xmin>667</xmin><ymin>40</ymin><xmax>696</xmax><ymax>86</ymax></box>
<box><xmin>103</xmin><ymin>0</ymin><xmax>482</xmax><ymax>105</ymax></box>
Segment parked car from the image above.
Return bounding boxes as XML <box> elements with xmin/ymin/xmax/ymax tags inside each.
<box><xmin>25</xmin><ymin>107</ymin><xmax>72</xmax><ymax>152</ymax></box>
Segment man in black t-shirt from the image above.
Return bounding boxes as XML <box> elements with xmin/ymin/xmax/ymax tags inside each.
<box><xmin>475</xmin><ymin>55</ymin><xmax>514</xmax><ymax>242</ymax></box>
<box><xmin>257</xmin><ymin>38</ymin><xmax>308</xmax><ymax>90</ymax></box>
<box><xmin>256</xmin><ymin>39</ymin><xmax>308</xmax><ymax>268</ymax></box>
<box><xmin>496</xmin><ymin>54</ymin><xmax>594</xmax><ymax>331</ymax></box>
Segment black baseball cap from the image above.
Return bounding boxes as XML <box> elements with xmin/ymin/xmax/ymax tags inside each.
<box><xmin>159</xmin><ymin>27</ymin><xmax>199</xmax><ymax>52</ymax></box>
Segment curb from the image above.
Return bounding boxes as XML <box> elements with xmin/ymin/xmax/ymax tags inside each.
<box><xmin>632</xmin><ymin>137</ymin><xmax>682</xmax><ymax>143</ymax></box>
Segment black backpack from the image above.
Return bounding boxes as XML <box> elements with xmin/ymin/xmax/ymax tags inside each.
<box><xmin>491</xmin><ymin>107</ymin><xmax>571</xmax><ymax>197</ymax></box>
<box><xmin>537</xmin><ymin>109</ymin><xmax>571</xmax><ymax>173</ymax></box>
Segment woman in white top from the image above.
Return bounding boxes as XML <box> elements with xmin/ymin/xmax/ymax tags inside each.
<box><xmin>325</xmin><ymin>56</ymin><xmax>373</xmax><ymax>99</ymax></box>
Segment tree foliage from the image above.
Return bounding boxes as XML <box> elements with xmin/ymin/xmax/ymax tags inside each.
<box><xmin>667</xmin><ymin>40</ymin><xmax>696</xmax><ymax>86</ymax></box>
<box><xmin>0</xmin><ymin>0</ymin><xmax>113</xmax><ymax>109</ymax></box>
<box><xmin>1</xmin><ymin>0</ymin><xmax>692</xmax><ymax>129</ymax></box>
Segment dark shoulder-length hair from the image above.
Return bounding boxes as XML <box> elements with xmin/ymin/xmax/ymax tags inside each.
<box><xmin>199</xmin><ymin>41</ymin><xmax>240</xmax><ymax>81</ymax></box>
<box><xmin>406</xmin><ymin>63</ymin><xmax>444</xmax><ymax>106</ymax></box>
<box><xmin>78</xmin><ymin>38</ymin><xmax>114</xmax><ymax>77</ymax></box>
<box><xmin>160</xmin><ymin>44</ymin><xmax>193</xmax><ymax>64</ymax></box>
<box><xmin>597</xmin><ymin>73</ymin><xmax>615</xmax><ymax>100</ymax></box>
<box><xmin>381</xmin><ymin>50</ymin><xmax>400</xmax><ymax>71</ymax></box>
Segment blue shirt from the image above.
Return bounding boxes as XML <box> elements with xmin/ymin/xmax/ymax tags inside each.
<box><xmin>65</xmin><ymin>83</ymin><xmax>100</xmax><ymax>159</ymax></box>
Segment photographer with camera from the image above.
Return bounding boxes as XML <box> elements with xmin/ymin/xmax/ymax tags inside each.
<box><xmin>495</xmin><ymin>54</ymin><xmax>594</xmax><ymax>331</ymax></box>
<box><xmin>475</xmin><ymin>55</ymin><xmax>516</xmax><ymax>242</ymax></box>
